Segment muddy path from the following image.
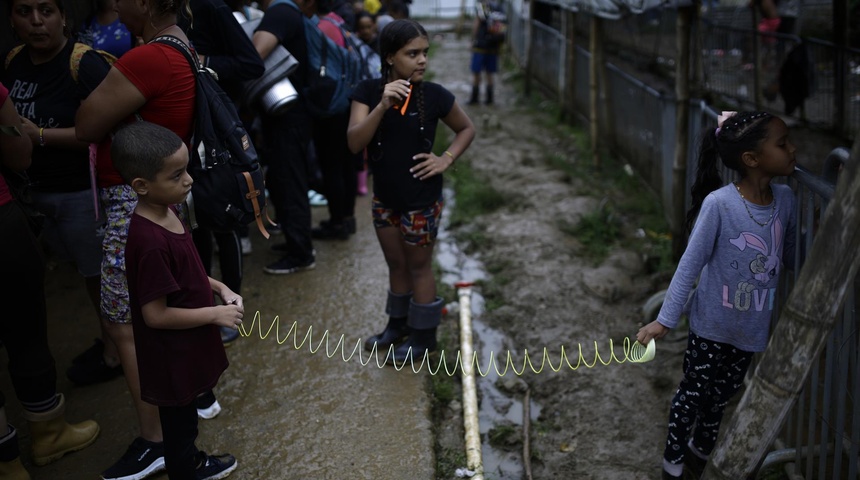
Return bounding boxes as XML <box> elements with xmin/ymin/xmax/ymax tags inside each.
<box><xmin>428</xmin><ymin>26</ymin><xmax>689</xmax><ymax>480</ymax></box>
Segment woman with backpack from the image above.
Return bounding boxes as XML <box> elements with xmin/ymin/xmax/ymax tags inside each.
<box><xmin>77</xmin><ymin>1</ymin><xmax>235</xmax><ymax>479</ymax></box>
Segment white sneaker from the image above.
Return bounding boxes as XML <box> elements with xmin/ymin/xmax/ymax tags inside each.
<box><xmin>197</xmin><ymin>398</ymin><xmax>222</xmax><ymax>420</ymax></box>
<box><xmin>240</xmin><ymin>237</ymin><xmax>252</xmax><ymax>255</ymax></box>
<box><xmin>308</xmin><ymin>190</ymin><xmax>328</xmax><ymax>206</ymax></box>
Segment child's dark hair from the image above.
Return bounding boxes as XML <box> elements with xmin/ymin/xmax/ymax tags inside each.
<box><xmin>111</xmin><ymin>122</ymin><xmax>185</xmax><ymax>184</ymax></box>
<box><xmin>387</xmin><ymin>0</ymin><xmax>409</xmax><ymax>18</ymax></box>
<box><xmin>686</xmin><ymin>111</ymin><xmax>773</xmax><ymax>232</ymax></box>
<box><xmin>374</xmin><ymin>19</ymin><xmax>430</xmax><ymax>160</ymax></box>
<box><xmin>379</xmin><ymin>19</ymin><xmax>426</xmax><ymax>80</ymax></box>
<box><xmin>151</xmin><ymin>0</ymin><xmax>190</xmax><ymax>17</ymax></box>
<box><xmin>7</xmin><ymin>0</ymin><xmax>65</xmax><ymax>15</ymax></box>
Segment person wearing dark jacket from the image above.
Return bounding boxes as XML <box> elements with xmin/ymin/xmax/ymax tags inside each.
<box><xmin>179</xmin><ymin>0</ymin><xmax>264</xmax><ymax>352</ymax></box>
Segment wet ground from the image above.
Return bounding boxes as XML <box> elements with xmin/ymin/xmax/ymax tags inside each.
<box><xmin>1</xmin><ymin>192</ymin><xmax>436</xmax><ymax>479</ymax></box>
<box><xmin>2</xmin><ymin>17</ymin><xmax>847</xmax><ymax>480</ymax></box>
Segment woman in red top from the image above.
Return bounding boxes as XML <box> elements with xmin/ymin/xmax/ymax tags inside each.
<box><xmin>0</xmin><ymin>83</ymin><xmax>99</xmax><ymax>478</ymax></box>
<box><xmin>76</xmin><ymin>1</ymin><xmax>197</xmax><ymax>479</ymax></box>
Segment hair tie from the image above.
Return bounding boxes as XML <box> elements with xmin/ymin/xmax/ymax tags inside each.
<box><xmin>715</xmin><ymin>111</ymin><xmax>737</xmax><ymax>137</ymax></box>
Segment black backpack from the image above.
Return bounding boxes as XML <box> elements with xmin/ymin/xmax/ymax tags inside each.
<box><xmin>153</xmin><ymin>35</ymin><xmax>270</xmax><ymax>238</ymax></box>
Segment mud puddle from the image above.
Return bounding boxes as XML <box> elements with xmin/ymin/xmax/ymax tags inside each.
<box><xmin>437</xmin><ymin>189</ymin><xmax>542</xmax><ymax>479</ymax></box>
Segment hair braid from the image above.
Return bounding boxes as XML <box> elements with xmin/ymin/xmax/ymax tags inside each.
<box><xmin>417</xmin><ymin>82</ymin><xmax>425</xmax><ymax>140</ymax></box>
<box><xmin>371</xmin><ymin>63</ymin><xmax>392</xmax><ymax>161</ymax></box>
<box><xmin>685</xmin><ymin>111</ymin><xmax>774</xmax><ymax>232</ymax></box>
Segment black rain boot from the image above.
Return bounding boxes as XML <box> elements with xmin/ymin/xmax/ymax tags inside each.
<box><xmin>364</xmin><ymin>290</ymin><xmax>412</xmax><ymax>352</ymax></box>
<box><xmin>485</xmin><ymin>85</ymin><xmax>494</xmax><ymax>105</ymax></box>
<box><xmin>468</xmin><ymin>85</ymin><xmax>480</xmax><ymax>105</ymax></box>
<box><xmin>389</xmin><ymin>297</ymin><xmax>443</xmax><ymax>365</ymax></box>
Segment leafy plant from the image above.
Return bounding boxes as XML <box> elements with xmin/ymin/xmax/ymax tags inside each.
<box><xmin>562</xmin><ymin>200</ymin><xmax>622</xmax><ymax>262</ymax></box>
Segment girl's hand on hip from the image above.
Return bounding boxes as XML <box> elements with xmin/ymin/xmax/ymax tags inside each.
<box><xmin>411</xmin><ymin>152</ymin><xmax>454</xmax><ymax>180</ymax></box>
<box><xmin>381</xmin><ymin>79</ymin><xmax>411</xmax><ymax>110</ymax></box>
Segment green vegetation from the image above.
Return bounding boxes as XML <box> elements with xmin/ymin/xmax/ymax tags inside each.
<box><xmin>560</xmin><ymin>201</ymin><xmax>621</xmax><ymax>261</ymax></box>
<box><xmin>477</xmin><ymin>260</ymin><xmax>514</xmax><ymax>312</ymax></box>
<box><xmin>446</xmin><ymin>160</ymin><xmax>508</xmax><ymax>229</ymax></box>
<box><xmin>502</xmin><ymin>69</ymin><xmax>672</xmax><ymax>270</ymax></box>
<box><xmin>434</xmin><ymin>445</ymin><xmax>466</xmax><ymax>480</ymax></box>
<box><xmin>434</xmin><ymin>127</ymin><xmax>508</xmax><ymax>232</ymax></box>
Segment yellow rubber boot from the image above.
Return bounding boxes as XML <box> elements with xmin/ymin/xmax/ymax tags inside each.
<box><xmin>0</xmin><ymin>426</ymin><xmax>31</xmax><ymax>480</ymax></box>
<box><xmin>0</xmin><ymin>457</ymin><xmax>31</xmax><ymax>480</ymax></box>
<box><xmin>23</xmin><ymin>394</ymin><xmax>99</xmax><ymax>466</ymax></box>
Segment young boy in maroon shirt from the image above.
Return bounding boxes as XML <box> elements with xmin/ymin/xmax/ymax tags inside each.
<box><xmin>111</xmin><ymin>121</ymin><xmax>242</xmax><ymax>480</ymax></box>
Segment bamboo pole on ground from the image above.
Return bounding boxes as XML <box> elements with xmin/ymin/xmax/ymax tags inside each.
<box><xmin>523</xmin><ymin>388</ymin><xmax>533</xmax><ymax>480</ymax></box>
<box><xmin>456</xmin><ymin>282</ymin><xmax>484</xmax><ymax>480</ymax></box>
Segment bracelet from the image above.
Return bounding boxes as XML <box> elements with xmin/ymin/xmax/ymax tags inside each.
<box><xmin>444</xmin><ymin>150</ymin><xmax>455</xmax><ymax>160</ymax></box>
<box><xmin>38</xmin><ymin>127</ymin><xmax>45</xmax><ymax>147</ymax></box>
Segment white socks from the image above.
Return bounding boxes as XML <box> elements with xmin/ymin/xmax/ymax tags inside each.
<box><xmin>687</xmin><ymin>438</ymin><xmax>709</xmax><ymax>460</ymax></box>
<box><xmin>663</xmin><ymin>458</ymin><xmax>683</xmax><ymax>477</ymax></box>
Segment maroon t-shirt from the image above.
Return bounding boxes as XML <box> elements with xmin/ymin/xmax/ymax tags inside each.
<box><xmin>125</xmin><ymin>209</ymin><xmax>228</xmax><ymax>406</ymax></box>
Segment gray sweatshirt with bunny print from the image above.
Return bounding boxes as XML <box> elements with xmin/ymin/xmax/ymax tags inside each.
<box><xmin>656</xmin><ymin>183</ymin><xmax>796</xmax><ymax>352</ymax></box>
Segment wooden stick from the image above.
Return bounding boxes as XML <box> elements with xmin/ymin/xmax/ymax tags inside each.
<box><xmin>523</xmin><ymin>387</ymin><xmax>533</xmax><ymax>480</ymax></box>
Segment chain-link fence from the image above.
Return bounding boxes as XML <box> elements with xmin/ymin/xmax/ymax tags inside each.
<box><xmin>507</xmin><ymin>4</ymin><xmax>859</xmax><ymax>478</ymax></box>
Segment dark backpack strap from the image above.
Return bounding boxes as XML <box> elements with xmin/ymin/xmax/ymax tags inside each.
<box><xmin>152</xmin><ymin>35</ymin><xmax>203</xmax><ymax>78</ymax></box>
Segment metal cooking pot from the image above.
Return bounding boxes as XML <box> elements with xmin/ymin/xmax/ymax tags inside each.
<box><xmin>238</xmin><ymin>18</ymin><xmax>300</xmax><ymax>115</ymax></box>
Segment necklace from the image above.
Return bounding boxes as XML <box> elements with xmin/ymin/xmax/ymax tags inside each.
<box><xmin>734</xmin><ymin>182</ymin><xmax>776</xmax><ymax>227</ymax></box>
<box><xmin>148</xmin><ymin>24</ymin><xmax>177</xmax><ymax>42</ymax></box>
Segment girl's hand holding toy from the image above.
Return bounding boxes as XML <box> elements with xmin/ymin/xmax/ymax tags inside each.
<box><xmin>382</xmin><ymin>79</ymin><xmax>412</xmax><ymax>110</ymax></box>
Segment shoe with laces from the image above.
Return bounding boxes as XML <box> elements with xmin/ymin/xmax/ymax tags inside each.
<box><xmin>308</xmin><ymin>190</ymin><xmax>327</xmax><ymax>206</ymax></box>
<box><xmin>196</xmin><ymin>452</ymin><xmax>237</xmax><ymax>480</ymax></box>
<box><xmin>263</xmin><ymin>255</ymin><xmax>315</xmax><ymax>275</ymax></box>
<box><xmin>100</xmin><ymin>437</ymin><xmax>165</xmax><ymax>480</ymax></box>
<box><xmin>67</xmin><ymin>339</ymin><xmax>123</xmax><ymax>386</ymax></box>
<box><xmin>196</xmin><ymin>391</ymin><xmax>222</xmax><ymax>420</ymax></box>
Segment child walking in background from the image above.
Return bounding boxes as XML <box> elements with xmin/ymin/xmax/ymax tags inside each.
<box><xmin>111</xmin><ymin>122</ymin><xmax>241</xmax><ymax>479</ymax></box>
<box><xmin>347</xmin><ymin>19</ymin><xmax>476</xmax><ymax>364</ymax></box>
<box><xmin>637</xmin><ymin>111</ymin><xmax>797</xmax><ymax>480</ymax></box>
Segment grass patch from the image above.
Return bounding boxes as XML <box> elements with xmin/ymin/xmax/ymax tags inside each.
<box><xmin>435</xmin><ymin>445</ymin><xmax>467</xmax><ymax>479</ymax></box>
<box><xmin>446</xmin><ymin>159</ymin><xmax>507</xmax><ymax>229</ymax></box>
<box><xmin>476</xmin><ymin>259</ymin><xmax>514</xmax><ymax>311</ymax></box>
<box><xmin>561</xmin><ymin>201</ymin><xmax>622</xmax><ymax>262</ymax></box>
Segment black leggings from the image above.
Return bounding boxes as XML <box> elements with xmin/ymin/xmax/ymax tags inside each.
<box><xmin>159</xmin><ymin>402</ymin><xmax>200</xmax><ymax>479</ymax></box>
<box><xmin>192</xmin><ymin>227</ymin><xmax>243</xmax><ymax>294</ymax></box>
<box><xmin>663</xmin><ymin>331</ymin><xmax>753</xmax><ymax>465</ymax></box>
<box><xmin>0</xmin><ymin>201</ymin><xmax>56</xmax><ymax>409</ymax></box>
